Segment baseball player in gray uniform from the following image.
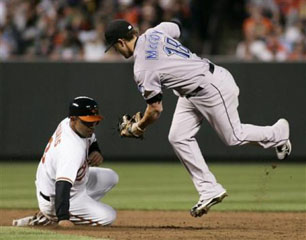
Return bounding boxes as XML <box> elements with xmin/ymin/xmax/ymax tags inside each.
<box><xmin>104</xmin><ymin>20</ymin><xmax>291</xmax><ymax>217</ymax></box>
<box><xmin>13</xmin><ymin>96</ymin><xmax>118</xmax><ymax>227</ymax></box>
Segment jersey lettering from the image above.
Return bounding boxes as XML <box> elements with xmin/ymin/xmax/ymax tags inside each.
<box><xmin>163</xmin><ymin>37</ymin><xmax>190</xmax><ymax>58</ymax></box>
<box><xmin>76</xmin><ymin>161</ymin><xmax>88</xmax><ymax>181</ymax></box>
<box><xmin>145</xmin><ymin>30</ymin><xmax>163</xmax><ymax>60</ymax></box>
<box><xmin>146</xmin><ymin>50</ymin><xmax>158</xmax><ymax>59</ymax></box>
<box><xmin>41</xmin><ymin>137</ymin><xmax>53</xmax><ymax>164</ymax></box>
<box><xmin>54</xmin><ymin>124</ymin><xmax>62</xmax><ymax>147</ymax></box>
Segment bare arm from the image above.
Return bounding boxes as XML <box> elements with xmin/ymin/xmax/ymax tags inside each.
<box><xmin>130</xmin><ymin>101</ymin><xmax>163</xmax><ymax>137</ymax></box>
<box><xmin>138</xmin><ymin>101</ymin><xmax>163</xmax><ymax>129</ymax></box>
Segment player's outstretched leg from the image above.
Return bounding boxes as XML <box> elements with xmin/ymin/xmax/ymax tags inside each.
<box><xmin>187</xmin><ymin>66</ymin><xmax>292</xmax><ymax>160</ymax></box>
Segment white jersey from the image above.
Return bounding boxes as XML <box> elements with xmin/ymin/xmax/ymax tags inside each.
<box><xmin>133</xmin><ymin>22</ymin><xmax>211</xmax><ymax>100</ymax></box>
<box><xmin>36</xmin><ymin>118</ymin><xmax>96</xmax><ymax>198</ymax></box>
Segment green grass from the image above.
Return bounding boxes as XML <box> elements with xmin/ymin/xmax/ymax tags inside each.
<box><xmin>0</xmin><ymin>162</ymin><xmax>305</xmax><ymax>211</ymax></box>
<box><xmin>0</xmin><ymin>226</ymin><xmax>108</xmax><ymax>240</ymax></box>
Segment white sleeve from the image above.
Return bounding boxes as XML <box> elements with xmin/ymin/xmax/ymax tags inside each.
<box><xmin>90</xmin><ymin>133</ymin><xmax>97</xmax><ymax>144</ymax></box>
<box><xmin>153</xmin><ymin>22</ymin><xmax>180</xmax><ymax>39</ymax></box>
<box><xmin>55</xmin><ymin>141</ymin><xmax>85</xmax><ymax>185</ymax></box>
<box><xmin>135</xmin><ymin>70</ymin><xmax>162</xmax><ymax>101</ymax></box>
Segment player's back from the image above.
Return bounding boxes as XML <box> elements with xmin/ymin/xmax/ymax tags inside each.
<box><xmin>133</xmin><ymin>22</ymin><xmax>211</xmax><ymax>96</ymax></box>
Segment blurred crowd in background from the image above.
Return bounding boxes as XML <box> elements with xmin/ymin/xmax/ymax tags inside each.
<box><xmin>237</xmin><ymin>0</ymin><xmax>306</xmax><ymax>61</ymax></box>
<box><xmin>0</xmin><ymin>0</ymin><xmax>305</xmax><ymax>61</ymax></box>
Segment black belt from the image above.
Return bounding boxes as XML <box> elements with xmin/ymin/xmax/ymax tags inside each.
<box><xmin>186</xmin><ymin>86</ymin><xmax>202</xmax><ymax>98</ymax></box>
<box><xmin>186</xmin><ymin>63</ymin><xmax>215</xmax><ymax>99</ymax></box>
<box><xmin>40</xmin><ymin>191</ymin><xmax>50</xmax><ymax>202</ymax></box>
<box><xmin>209</xmin><ymin>62</ymin><xmax>215</xmax><ymax>74</ymax></box>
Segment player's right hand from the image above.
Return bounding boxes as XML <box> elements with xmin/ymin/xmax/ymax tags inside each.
<box><xmin>88</xmin><ymin>151</ymin><xmax>103</xmax><ymax>166</ymax></box>
<box><xmin>58</xmin><ymin>220</ymin><xmax>74</xmax><ymax>228</ymax></box>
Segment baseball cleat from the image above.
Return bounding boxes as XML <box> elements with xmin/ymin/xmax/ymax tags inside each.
<box><xmin>190</xmin><ymin>191</ymin><xmax>228</xmax><ymax>217</ymax></box>
<box><xmin>12</xmin><ymin>212</ymin><xmax>53</xmax><ymax>226</ymax></box>
<box><xmin>275</xmin><ymin>139</ymin><xmax>292</xmax><ymax>160</ymax></box>
<box><xmin>12</xmin><ymin>216</ymin><xmax>34</xmax><ymax>226</ymax></box>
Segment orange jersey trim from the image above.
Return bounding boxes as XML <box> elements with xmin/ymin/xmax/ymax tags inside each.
<box><xmin>56</xmin><ymin>177</ymin><xmax>74</xmax><ymax>185</ymax></box>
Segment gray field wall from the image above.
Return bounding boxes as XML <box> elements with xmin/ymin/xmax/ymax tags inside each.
<box><xmin>0</xmin><ymin>62</ymin><xmax>305</xmax><ymax>161</ymax></box>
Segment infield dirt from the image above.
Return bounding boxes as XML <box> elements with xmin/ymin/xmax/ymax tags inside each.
<box><xmin>1</xmin><ymin>209</ymin><xmax>305</xmax><ymax>240</ymax></box>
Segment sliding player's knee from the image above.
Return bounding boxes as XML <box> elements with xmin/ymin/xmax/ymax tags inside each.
<box><xmin>101</xmin><ymin>169</ymin><xmax>119</xmax><ymax>188</ymax></box>
<box><xmin>101</xmin><ymin>168</ymin><xmax>119</xmax><ymax>188</ymax></box>
<box><xmin>98</xmin><ymin>208</ymin><xmax>117</xmax><ymax>226</ymax></box>
<box><xmin>109</xmin><ymin>169</ymin><xmax>119</xmax><ymax>187</ymax></box>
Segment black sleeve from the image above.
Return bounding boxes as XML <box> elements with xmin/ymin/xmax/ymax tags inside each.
<box><xmin>88</xmin><ymin>141</ymin><xmax>101</xmax><ymax>155</ymax></box>
<box><xmin>55</xmin><ymin>180</ymin><xmax>72</xmax><ymax>221</ymax></box>
<box><xmin>170</xmin><ymin>18</ymin><xmax>182</xmax><ymax>33</ymax></box>
<box><xmin>146</xmin><ymin>93</ymin><xmax>163</xmax><ymax>104</ymax></box>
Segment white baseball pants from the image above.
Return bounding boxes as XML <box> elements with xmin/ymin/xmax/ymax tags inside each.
<box><xmin>36</xmin><ymin>167</ymin><xmax>118</xmax><ymax>226</ymax></box>
<box><xmin>168</xmin><ymin>65</ymin><xmax>289</xmax><ymax>200</ymax></box>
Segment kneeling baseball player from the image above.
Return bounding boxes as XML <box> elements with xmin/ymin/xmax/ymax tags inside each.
<box><xmin>13</xmin><ymin>96</ymin><xmax>118</xmax><ymax>227</ymax></box>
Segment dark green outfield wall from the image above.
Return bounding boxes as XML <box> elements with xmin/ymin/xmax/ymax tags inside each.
<box><xmin>0</xmin><ymin>62</ymin><xmax>305</xmax><ymax>160</ymax></box>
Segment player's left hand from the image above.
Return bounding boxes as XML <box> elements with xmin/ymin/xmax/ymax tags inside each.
<box><xmin>118</xmin><ymin>112</ymin><xmax>145</xmax><ymax>139</ymax></box>
<box><xmin>88</xmin><ymin>151</ymin><xmax>103</xmax><ymax>166</ymax></box>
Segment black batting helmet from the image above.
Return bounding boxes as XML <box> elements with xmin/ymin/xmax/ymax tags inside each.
<box><xmin>69</xmin><ymin>96</ymin><xmax>103</xmax><ymax>122</ymax></box>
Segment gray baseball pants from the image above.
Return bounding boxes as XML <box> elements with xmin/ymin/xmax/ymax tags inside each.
<box><xmin>168</xmin><ymin>65</ymin><xmax>289</xmax><ymax>200</ymax></box>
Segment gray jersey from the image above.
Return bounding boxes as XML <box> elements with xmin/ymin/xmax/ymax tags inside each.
<box><xmin>133</xmin><ymin>22</ymin><xmax>211</xmax><ymax>101</ymax></box>
<box><xmin>132</xmin><ymin>22</ymin><xmax>290</xmax><ymax>218</ymax></box>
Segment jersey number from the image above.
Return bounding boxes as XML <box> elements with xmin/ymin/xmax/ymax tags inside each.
<box><xmin>163</xmin><ymin>37</ymin><xmax>190</xmax><ymax>58</ymax></box>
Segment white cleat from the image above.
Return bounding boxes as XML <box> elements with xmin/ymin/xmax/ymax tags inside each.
<box><xmin>190</xmin><ymin>191</ymin><xmax>228</xmax><ymax>217</ymax></box>
<box><xmin>12</xmin><ymin>216</ymin><xmax>34</xmax><ymax>226</ymax></box>
<box><xmin>276</xmin><ymin>139</ymin><xmax>292</xmax><ymax>160</ymax></box>
<box><xmin>12</xmin><ymin>212</ymin><xmax>53</xmax><ymax>226</ymax></box>
<box><xmin>273</xmin><ymin>118</ymin><xmax>291</xmax><ymax>160</ymax></box>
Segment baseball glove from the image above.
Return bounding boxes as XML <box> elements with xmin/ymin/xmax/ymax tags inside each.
<box><xmin>118</xmin><ymin>112</ymin><xmax>145</xmax><ymax>139</ymax></box>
